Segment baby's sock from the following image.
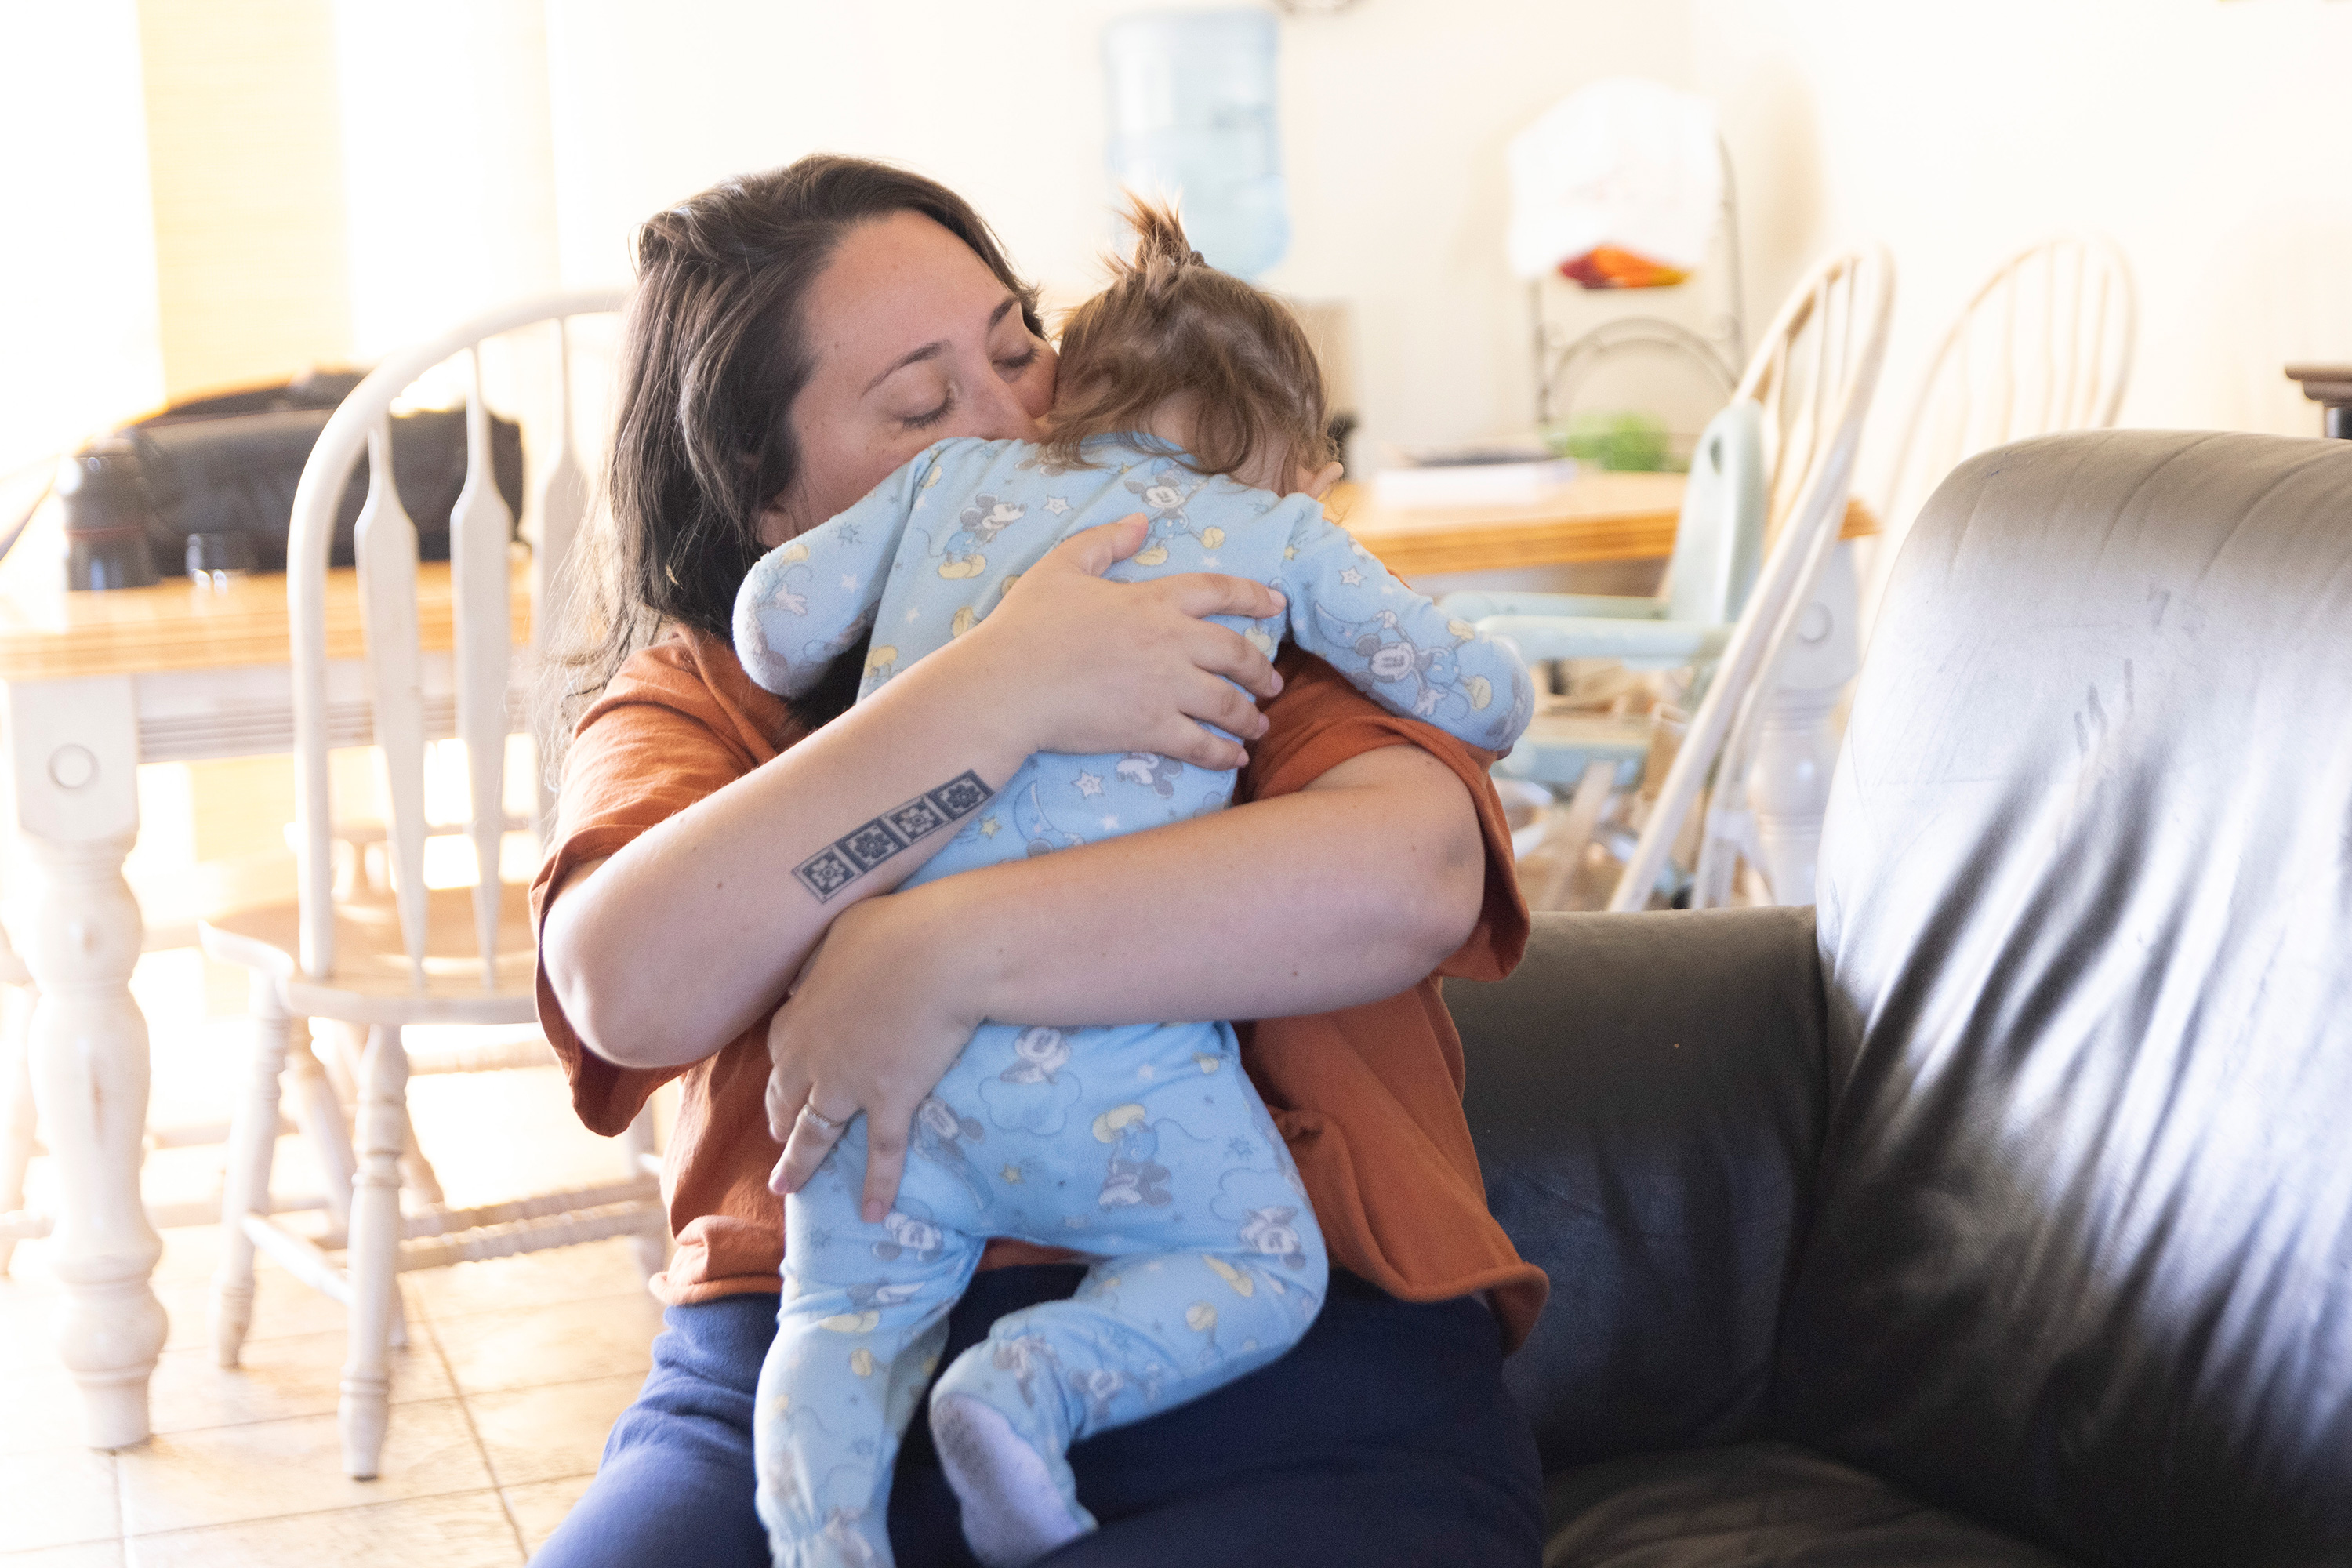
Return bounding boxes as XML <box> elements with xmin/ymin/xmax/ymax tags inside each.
<box><xmin>930</xmin><ymin>1394</ymin><xmax>1091</xmax><ymax>1568</ymax></box>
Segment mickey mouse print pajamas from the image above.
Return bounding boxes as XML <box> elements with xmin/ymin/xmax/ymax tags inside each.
<box><xmin>731</xmin><ymin>433</ymin><xmax>1533</xmax><ymax>1568</ymax></box>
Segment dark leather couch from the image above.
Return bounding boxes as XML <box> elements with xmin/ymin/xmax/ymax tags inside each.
<box><xmin>1446</xmin><ymin>431</ymin><xmax>2352</xmax><ymax>1566</ymax></box>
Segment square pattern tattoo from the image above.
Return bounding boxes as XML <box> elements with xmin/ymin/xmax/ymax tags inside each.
<box><xmin>793</xmin><ymin>770</ymin><xmax>994</xmax><ymax>902</ymax></box>
<box><xmin>795</xmin><ymin>848</ymin><xmax>858</xmax><ymax>900</ymax></box>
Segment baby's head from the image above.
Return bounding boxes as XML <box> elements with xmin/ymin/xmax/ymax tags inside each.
<box><xmin>1044</xmin><ymin>196</ymin><xmax>1339</xmax><ymax>498</ymax></box>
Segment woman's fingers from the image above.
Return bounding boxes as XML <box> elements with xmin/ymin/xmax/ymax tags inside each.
<box><xmin>1160</xmin><ymin>571</ymin><xmax>1289</xmax><ymax>633</ymax></box>
<box><xmin>769</xmin><ymin>1098</ymin><xmax>856</xmax><ymax>1196</ymax></box>
<box><xmin>858</xmin><ymin>1096</ymin><xmax>916</xmax><ymax>1224</ymax></box>
<box><xmin>1047</xmin><ymin>514</ymin><xmax>1149</xmax><ymax>577</ymax></box>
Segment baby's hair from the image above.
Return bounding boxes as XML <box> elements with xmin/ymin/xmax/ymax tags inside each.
<box><xmin>1041</xmin><ymin>194</ymin><xmax>1336</xmax><ymax>483</ymax></box>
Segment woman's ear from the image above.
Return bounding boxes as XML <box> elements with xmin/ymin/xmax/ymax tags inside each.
<box><xmin>1303</xmin><ymin>462</ymin><xmax>1345</xmax><ymax>502</ymax></box>
<box><xmin>755</xmin><ymin>492</ymin><xmax>801</xmax><ymax>550</ymax></box>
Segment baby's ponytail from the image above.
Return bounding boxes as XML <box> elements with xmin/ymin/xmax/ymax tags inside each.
<box><xmin>1045</xmin><ymin>194</ymin><xmax>1334</xmax><ymax>482</ymax></box>
<box><xmin>1116</xmin><ymin>194</ymin><xmax>1207</xmax><ymax>302</ymax></box>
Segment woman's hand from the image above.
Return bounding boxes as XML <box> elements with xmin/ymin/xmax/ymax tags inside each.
<box><xmin>949</xmin><ymin>516</ymin><xmax>1290</xmax><ymax>771</ymax></box>
<box><xmin>764</xmin><ymin>891</ymin><xmax>979</xmax><ymax>1221</ymax></box>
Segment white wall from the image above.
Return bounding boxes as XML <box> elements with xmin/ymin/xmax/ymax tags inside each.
<box><xmin>336</xmin><ymin>0</ymin><xmax>563</xmax><ymax>358</ymax></box>
<box><xmin>1697</xmin><ymin>0</ymin><xmax>2352</xmax><ymax>526</ymax></box>
<box><xmin>540</xmin><ymin>0</ymin><xmax>1697</xmax><ymax>463</ymax></box>
<box><xmin>0</xmin><ymin>0</ymin><xmax>165</xmax><ymax>477</ymax></box>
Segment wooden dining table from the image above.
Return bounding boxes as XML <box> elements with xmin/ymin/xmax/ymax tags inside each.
<box><xmin>0</xmin><ymin>466</ymin><xmax>1871</xmax><ymax>1448</ymax></box>
<box><xmin>0</xmin><ymin>542</ymin><xmax>524</xmax><ymax>1450</ymax></box>
<box><xmin>1326</xmin><ymin>473</ymin><xmax>1877</xmax><ymax>579</ymax></box>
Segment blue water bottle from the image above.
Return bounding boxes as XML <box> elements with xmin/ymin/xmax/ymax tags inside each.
<box><xmin>1102</xmin><ymin>9</ymin><xmax>1290</xmax><ymax>279</ymax></box>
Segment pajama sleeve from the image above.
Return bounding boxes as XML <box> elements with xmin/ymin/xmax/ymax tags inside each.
<box><xmin>731</xmin><ymin>441</ymin><xmax>960</xmax><ymax>699</ymax></box>
<box><xmin>1275</xmin><ymin>501</ymin><xmax>1537</xmax><ymax>756</ymax></box>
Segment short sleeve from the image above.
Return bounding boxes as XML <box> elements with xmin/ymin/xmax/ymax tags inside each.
<box><xmin>1240</xmin><ymin>647</ymin><xmax>1530</xmax><ymax>982</ymax></box>
<box><xmin>529</xmin><ymin>635</ymin><xmax>803</xmax><ymax>1134</ymax></box>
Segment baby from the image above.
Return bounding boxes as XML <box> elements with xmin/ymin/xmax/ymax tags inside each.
<box><xmin>731</xmin><ymin>200</ymin><xmax>1534</xmax><ymax>1568</ymax></box>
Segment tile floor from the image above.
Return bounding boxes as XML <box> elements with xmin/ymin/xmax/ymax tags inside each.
<box><xmin>2</xmin><ymin>947</ymin><xmax>672</xmax><ymax>1566</ymax></box>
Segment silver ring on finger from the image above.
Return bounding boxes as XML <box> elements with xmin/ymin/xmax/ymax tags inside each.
<box><xmin>799</xmin><ymin>1103</ymin><xmax>848</xmax><ymax>1134</ymax></box>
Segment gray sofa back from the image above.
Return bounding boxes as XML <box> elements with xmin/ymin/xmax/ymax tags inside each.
<box><xmin>1778</xmin><ymin>432</ymin><xmax>2352</xmax><ymax>1563</ymax></box>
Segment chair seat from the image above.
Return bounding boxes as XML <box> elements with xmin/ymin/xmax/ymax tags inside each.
<box><xmin>199</xmin><ymin>882</ymin><xmax>539</xmax><ymax>1028</ymax></box>
<box><xmin>1543</xmin><ymin>1442</ymin><xmax>2073</xmax><ymax>1567</ymax></box>
<box><xmin>1497</xmin><ymin>712</ymin><xmax>1650</xmax><ymax>787</ymax></box>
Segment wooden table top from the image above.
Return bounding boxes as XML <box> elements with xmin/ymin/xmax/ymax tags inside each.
<box><xmin>1332</xmin><ymin>473</ymin><xmax>1878</xmax><ymax>579</ymax></box>
<box><xmin>0</xmin><ymin>538</ymin><xmax>533</xmax><ymax>684</ymax></box>
<box><xmin>0</xmin><ymin>470</ymin><xmax>1878</xmax><ymax>683</ymax></box>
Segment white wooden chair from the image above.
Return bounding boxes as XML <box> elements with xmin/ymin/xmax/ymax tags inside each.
<box><xmin>1610</xmin><ymin>243</ymin><xmax>1896</xmax><ymax>911</ymax></box>
<box><xmin>1866</xmin><ymin>235</ymin><xmax>2135</xmax><ymax>633</ymax></box>
<box><xmin>198</xmin><ymin>290</ymin><xmax>666</xmax><ymax>1481</ymax></box>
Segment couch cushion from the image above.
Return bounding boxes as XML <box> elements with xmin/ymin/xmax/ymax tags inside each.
<box><xmin>1781</xmin><ymin>433</ymin><xmax>2352</xmax><ymax>1563</ymax></box>
<box><xmin>1544</xmin><ymin>1442</ymin><xmax>2074</xmax><ymax>1566</ymax></box>
<box><xmin>1449</xmin><ymin>908</ymin><xmax>1827</xmax><ymax>1472</ymax></box>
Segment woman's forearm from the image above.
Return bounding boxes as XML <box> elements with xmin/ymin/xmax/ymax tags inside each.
<box><xmin>903</xmin><ymin>743</ymin><xmax>1486</xmax><ymax>1029</ymax></box>
<box><xmin>541</xmin><ymin>643</ymin><xmax>1040</xmax><ymax>1068</ymax></box>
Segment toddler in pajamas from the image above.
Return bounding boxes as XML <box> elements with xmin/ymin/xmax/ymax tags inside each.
<box><xmin>731</xmin><ymin>201</ymin><xmax>1534</xmax><ymax>1568</ymax></box>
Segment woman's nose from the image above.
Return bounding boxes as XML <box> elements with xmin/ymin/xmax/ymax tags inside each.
<box><xmin>967</xmin><ymin>368</ymin><xmax>1044</xmax><ymax>441</ymax></box>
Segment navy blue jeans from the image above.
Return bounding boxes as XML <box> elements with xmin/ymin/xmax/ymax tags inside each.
<box><xmin>531</xmin><ymin>1265</ymin><xmax>1543</xmax><ymax>1566</ymax></box>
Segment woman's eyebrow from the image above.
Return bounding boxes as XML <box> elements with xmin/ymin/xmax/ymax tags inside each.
<box><xmin>861</xmin><ymin>297</ymin><xmax>1022</xmax><ymax>396</ymax></box>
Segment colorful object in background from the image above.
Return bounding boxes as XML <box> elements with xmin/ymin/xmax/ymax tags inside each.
<box><xmin>1102</xmin><ymin>9</ymin><xmax>1290</xmax><ymax>279</ymax></box>
<box><xmin>1551</xmin><ymin>411</ymin><xmax>1677</xmax><ymax>473</ymax></box>
<box><xmin>1559</xmin><ymin>245</ymin><xmax>1691</xmax><ymax>292</ymax></box>
<box><xmin>1507</xmin><ymin>78</ymin><xmax>1722</xmax><ymax>289</ymax></box>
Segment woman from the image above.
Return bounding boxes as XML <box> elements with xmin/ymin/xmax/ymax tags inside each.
<box><xmin>532</xmin><ymin>155</ymin><xmax>1548</xmax><ymax>1567</ymax></box>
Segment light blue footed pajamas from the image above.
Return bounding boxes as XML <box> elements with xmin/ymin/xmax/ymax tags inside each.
<box><xmin>730</xmin><ymin>435</ymin><xmax>1533</xmax><ymax>1568</ymax></box>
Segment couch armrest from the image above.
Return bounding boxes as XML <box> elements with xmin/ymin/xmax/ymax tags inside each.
<box><xmin>1446</xmin><ymin>908</ymin><xmax>1828</xmax><ymax>1472</ymax></box>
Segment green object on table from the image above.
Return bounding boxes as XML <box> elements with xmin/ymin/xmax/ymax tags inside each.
<box><xmin>1551</xmin><ymin>411</ymin><xmax>1676</xmax><ymax>473</ymax></box>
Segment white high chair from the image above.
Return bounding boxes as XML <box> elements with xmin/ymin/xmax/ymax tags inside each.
<box><xmin>1450</xmin><ymin>245</ymin><xmax>1896</xmax><ymax>911</ymax></box>
<box><xmin>1439</xmin><ymin>399</ymin><xmax>1766</xmax><ymax>907</ymax></box>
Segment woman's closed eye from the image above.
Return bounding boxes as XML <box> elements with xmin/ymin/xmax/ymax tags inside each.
<box><xmin>898</xmin><ymin>347</ymin><xmax>1040</xmax><ymax>430</ymax></box>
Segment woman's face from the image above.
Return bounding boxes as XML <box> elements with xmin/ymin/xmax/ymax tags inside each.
<box><xmin>760</xmin><ymin>211</ymin><xmax>1058</xmax><ymax>546</ymax></box>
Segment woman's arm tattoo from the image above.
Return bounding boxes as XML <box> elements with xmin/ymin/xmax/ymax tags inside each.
<box><xmin>793</xmin><ymin>771</ymin><xmax>994</xmax><ymax>902</ymax></box>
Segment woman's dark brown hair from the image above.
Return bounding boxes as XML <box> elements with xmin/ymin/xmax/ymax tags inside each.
<box><xmin>1043</xmin><ymin>195</ymin><xmax>1334</xmax><ymax>481</ymax></box>
<box><xmin>546</xmin><ymin>155</ymin><xmax>1043</xmax><ymax>742</ymax></box>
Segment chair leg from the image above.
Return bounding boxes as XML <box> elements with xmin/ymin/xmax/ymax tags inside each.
<box><xmin>619</xmin><ymin>1104</ymin><xmax>667</xmax><ymax>1281</ymax></box>
<box><xmin>284</xmin><ymin>1027</ymin><xmax>354</xmax><ymax>1240</ymax></box>
<box><xmin>212</xmin><ymin>974</ymin><xmax>291</xmax><ymax>1367</ymax></box>
<box><xmin>0</xmin><ymin>982</ymin><xmax>37</xmax><ymax>1276</ymax></box>
<box><xmin>340</xmin><ymin>1023</ymin><xmax>407</xmax><ymax>1480</ymax></box>
<box><xmin>1532</xmin><ymin>761</ymin><xmax>1621</xmax><ymax>910</ymax></box>
<box><xmin>397</xmin><ymin>1121</ymin><xmax>445</xmax><ymax>1208</ymax></box>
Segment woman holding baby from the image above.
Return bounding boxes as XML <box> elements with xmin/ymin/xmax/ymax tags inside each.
<box><xmin>531</xmin><ymin>156</ymin><xmax>1547</xmax><ymax>1567</ymax></box>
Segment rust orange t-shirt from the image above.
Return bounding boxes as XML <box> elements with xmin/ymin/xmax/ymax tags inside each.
<box><xmin>531</xmin><ymin>627</ymin><xmax>1548</xmax><ymax>1350</ymax></box>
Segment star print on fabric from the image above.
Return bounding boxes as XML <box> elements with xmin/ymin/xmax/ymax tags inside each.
<box><xmin>837</xmin><ymin>522</ymin><xmax>862</xmax><ymax>543</ymax></box>
<box><xmin>978</xmin><ymin>817</ymin><xmax>1001</xmax><ymax>837</ymax></box>
<box><xmin>1138</xmin><ymin>1064</ymin><xmax>1156</xmax><ymax>1080</ymax></box>
<box><xmin>1200</xmin><ymin>555</ymin><xmax>1219</xmax><ymax>567</ymax></box>
<box><xmin>1075</xmin><ymin>771</ymin><xmax>1105</xmax><ymax>797</ymax></box>
<box><xmin>1044</xmin><ymin>497</ymin><xmax>1069</xmax><ymax>515</ymax></box>
<box><xmin>1339</xmin><ymin>568</ymin><xmax>1363</xmax><ymax>586</ymax></box>
<box><xmin>840</xmin><ymin>573</ymin><xmax>858</xmax><ymax>590</ymax></box>
<box><xmin>1098</xmin><ymin>815</ymin><xmax>1120</xmax><ymax>830</ymax></box>
<box><xmin>905</xmin><ymin>607</ymin><xmax>922</xmax><ymax>622</ymax></box>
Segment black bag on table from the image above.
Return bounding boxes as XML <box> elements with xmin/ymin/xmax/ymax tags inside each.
<box><xmin>56</xmin><ymin>368</ymin><xmax>526</xmax><ymax>589</ymax></box>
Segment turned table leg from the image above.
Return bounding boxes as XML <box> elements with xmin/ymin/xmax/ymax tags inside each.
<box><xmin>1749</xmin><ymin>543</ymin><xmax>1864</xmax><ymax>908</ymax></box>
<box><xmin>4</xmin><ymin>674</ymin><xmax>165</xmax><ymax>1449</ymax></box>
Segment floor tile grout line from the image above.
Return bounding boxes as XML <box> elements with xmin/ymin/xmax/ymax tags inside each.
<box><xmin>420</xmin><ymin>1290</ymin><xmax>532</xmax><ymax>1563</ymax></box>
<box><xmin>115</xmin><ymin>1486</ymin><xmax>515</xmax><ymax>1542</ymax></box>
<box><xmin>111</xmin><ymin>1483</ymin><xmax>519</xmax><ymax>1548</ymax></box>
